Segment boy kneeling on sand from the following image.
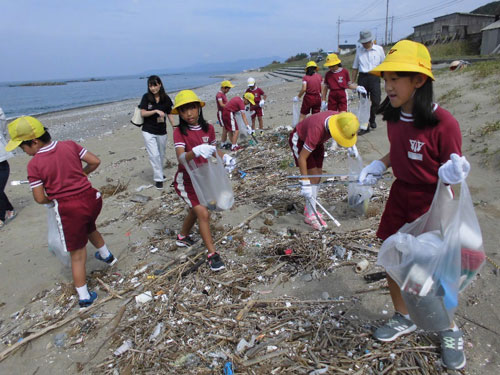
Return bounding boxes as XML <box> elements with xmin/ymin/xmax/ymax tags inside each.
<box><xmin>5</xmin><ymin>116</ymin><xmax>117</xmax><ymax>308</ymax></box>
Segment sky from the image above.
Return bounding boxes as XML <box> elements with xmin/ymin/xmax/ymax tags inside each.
<box><xmin>0</xmin><ymin>0</ymin><xmax>493</xmax><ymax>82</ymax></box>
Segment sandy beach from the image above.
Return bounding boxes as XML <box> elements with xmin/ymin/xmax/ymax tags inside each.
<box><xmin>0</xmin><ymin>69</ymin><xmax>499</xmax><ymax>374</ymax></box>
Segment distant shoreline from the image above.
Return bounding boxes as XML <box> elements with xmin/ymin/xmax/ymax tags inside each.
<box><xmin>8</xmin><ymin>78</ymin><xmax>105</xmax><ymax>87</ymax></box>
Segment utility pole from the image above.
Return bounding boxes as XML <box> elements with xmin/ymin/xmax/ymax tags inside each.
<box><xmin>390</xmin><ymin>15</ymin><xmax>394</xmax><ymax>44</ymax></box>
<box><xmin>385</xmin><ymin>0</ymin><xmax>389</xmax><ymax>45</ymax></box>
<box><xmin>337</xmin><ymin>17</ymin><xmax>340</xmax><ymax>52</ymax></box>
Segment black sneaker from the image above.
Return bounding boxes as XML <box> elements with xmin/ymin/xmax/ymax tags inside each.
<box><xmin>176</xmin><ymin>234</ymin><xmax>196</xmax><ymax>247</ymax></box>
<box><xmin>358</xmin><ymin>128</ymin><xmax>370</xmax><ymax>136</ymax></box>
<box><xmin>370</xmin><ymin>122</ymin><xmax>377</xmax><ymax>129</ymax></box>
<box><xmin>440</xmin><ymin>329</ymin><xmax>466</xmax><ymax>370</ymax></box>
<box><xmin>207</xmin><ymin>252</ymin><xmax>225</xmax><ymax>271</ymax></box>
<box><xmin>155</xmin><ymin>181</ymin><xmax>164</xmax><ymax>190</ymax></box>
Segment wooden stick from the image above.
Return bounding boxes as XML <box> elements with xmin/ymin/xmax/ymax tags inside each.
<box><xmin>236</xmin><ymin>300</ymin><xmax>256</xmax><ymax>321</ymax></box>
<box><xmin>241</xmin><ymin>349</ymin><xmax>287</xmax><ymax>366</ymax></box>
<box><xmin>96</xmin><ymin>277</ymin><xmax>124</xmax><ymax>299</ymax></box>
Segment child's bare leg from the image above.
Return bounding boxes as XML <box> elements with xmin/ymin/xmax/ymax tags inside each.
<box><xmin>221</xmin><ymin>128</ymin><xmax>228</xmax><ymax>143</ymax></box>
<box><xmin>299</xmin><ymin>113</ymin><xmax>306</xmax><ymax>122</ymax></box>
<box><xmin>70</xmin><ymin>247</ymin><xmax>87</xmax><ymax>287</ymax></box>
<box><xmin>251</xmin><ymin>117</ymin><xmax>256</xmax><ymax>130</ymax></box>
<box><xmin>180</xmin><ymin>208</ymin><xmax>197</xmax><ymax>237</ymax></box>
<box><xmin>232</xmin><ymin>130</ymin><xmax>239</xmax><ymax>145</ymax></box>
<box><xmin>88</xmin><ymin>230</ymin><xmax>105</xmax><ymax>248</ymax></box>
<box><xmin>258</xmin><ymin>116</ymin><xmax>264</xmax><ymax>130</ymax></box>
<box><xmin>387</xmin><ymin>275</ymin><xmax>408</xmax><ymax>314</ymax></box>
<box><xmin>193</xmin><ymin>205</ymin><xmax>215</xmax><ymax>254</ymax></box>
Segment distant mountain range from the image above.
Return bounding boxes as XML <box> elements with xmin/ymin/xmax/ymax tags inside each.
<box><xmin>472</xmin><ymin>1</ymin><xmax>500</xmax><ymax>15</ymax></box>
<box><xmin>143</xmin><ymin>56</ymin><xmax>282</xmax><ymax>75</ymax></box>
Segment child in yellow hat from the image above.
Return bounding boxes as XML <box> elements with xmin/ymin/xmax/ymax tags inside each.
<box><xmin>359</xmin><ymin>40</ymin><xmax>470</xmax><ymax>370</ymax></box>
<box><xmin>5</xmin><ymin>116</ymin><xmax>117</xmax><ymax>309</ymax></box>
<box><xmin>171</xmin><ymin>90</ymin><xmax>236</xmax><ymax>271</ymax></box>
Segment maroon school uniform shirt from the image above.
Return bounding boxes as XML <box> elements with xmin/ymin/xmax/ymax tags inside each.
<box><xmin>296</xmin><ymin>111</ymin><xmax>338</xmax><ymax>152</ymax></box>
<box><xmin>173</xmin><ymin>124</ymin><xmax>217</xmax><ymax>171</ymax></box>
<box><xmin>245</xmin><ymin>87</ymin><xmax>265</xmax><ymax>110</ymax></box>
<box><xmin>324</xmin><ymin>68</ymin><xmax>351</xmax><ymax>90</ymax></box>
<box><xmin>27</xmin><ymin>141</ymin><xmax>92</xmax><ymax>199</ymax></box>
<box><xmin>302</xmin><ymin>73</ymin><xmax>322</xmax><ymax>96</ymax></box>
<box><xmin>223</xmin><ymin>96</ymin><xmax>245</xmax><ymax>114</ymax></box>
<box><xmin>388</xmin><ymin>104</ymin><xmax>462</xmax><ymax>185</ymax></box>
<box><xmin>216</xmin><ymin>91</ymin><xmax>228</xmax><ymax>111</ymax></box>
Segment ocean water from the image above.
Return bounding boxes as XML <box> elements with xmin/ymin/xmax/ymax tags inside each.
<box><xmin>0</xmin><ymin>72</ymin><xmax>230</xmax><ymax>119</ymax></box>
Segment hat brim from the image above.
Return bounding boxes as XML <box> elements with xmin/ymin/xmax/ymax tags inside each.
<box><xmin>5</xmin><ymin>139</ymin><xmax>22</xmax><ymax>152</ymax></box>
<box><xmin>358</xmin><ymin>37</ymin><xmax>373</xmax><ymax>43</ymax></box>
<box><xmin>171</xmin><ymin>100</ymin><xmax>205</xmax><ymax>115</ymax></box>
<box><xmin>328</xmin><ymin>117</ymin><xmax>357</xmax><ymax>148</ymax></box>
<box><xmin>245</xmin><ymin>98</ymin><xmax>255</xmax><ymax>106</ymax></box>
<box><xmin>222</xmin><ymin>84</ymin><xmax>234</xmax><ymax>88</ymax></box>
<box><xmin>324</xmin><ymin>59</ymin><xmax>341</xmax><ymax>67</ymax></box>
<box><xmin>369</xmin><ymin>61</ymin><xmax>435</xmax><ymax>80</ymax></box>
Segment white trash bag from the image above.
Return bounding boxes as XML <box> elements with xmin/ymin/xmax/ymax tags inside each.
<box><xmin>347</xmin><ymin>154</ymin><xmax>372</xmax><ymax>215</ymax></box>
<box><xmin>183</xmin><ymin>154</ymin><xmax>234</xmax><ymax>211</ymax></box>
<box><xmin>47</xmin><ymin>203</ymin><xmax>71</xmax><ymax>267</ymax></box>
<box><xmin>292</xmin><ymin>101</ymin><xmax>300</xmax><ymax>128</ymax></box>
<box><xmin>235</xmin><ymin>111</ymin><xmax>249</xmax><ymax>139</ymax></box>
<box><xmin>377</xmin><ymin>180</ymin><xmax>485</xmax><ymax>331</ymax></box>
<box><xmin>357</xmin><ymin>95</ymin><xmax>370</xmax><ymax>131</ymax></box>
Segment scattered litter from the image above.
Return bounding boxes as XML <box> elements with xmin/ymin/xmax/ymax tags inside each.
<box><xmin>135</xmin><ymin>291</ymin><xmax>153</xmax><ymax>305</ymax></box>
<box><xmin>113</xmin><ymin>340</ymin><xmax>133</xmax><ymax>356</ymax></box>
<box><xmin>130</xmin><ymin>194</ymin><xmax>151</xmax><ymax>203</ymax></box>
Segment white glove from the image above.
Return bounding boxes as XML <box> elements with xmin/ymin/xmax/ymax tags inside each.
<box><xmin>223</xmin><ymin>154</ymin><xmax>236</xmax><ymax>172</ymax></box>
<box><xmin>321</xmin><ymin>101</ymin><xmax>328</xmax><ymax>111</ymax></box>
<box><xmin>438</xmin><ymin>153</ymin><xmax>470</xmax><ymax>184</ymax></box>
<box><xmin>300</xmin><ymin>180</ymin><xmax>313</xmax><ymax>199</ymax></box>
<box><xmin>293</xmin><ymin>96</ymin><xmax>300</xmax><ymax>103</ymax></box>
<box><xmin>192</xmin><ymin>144</ymin><xmax>216</xmax><ymax>159</ymax></box>
<box><xmin>259</xmin><ymin>99</ymin><xmax>265</xmax><ymax>107</ymax></box>
<box><xmin>359</xmin><ymin>160</ymin><xmax>386</xmax><ymax>185</ymax></box>
<box><xmin>356</xmin><ymin>86</ymin><xmax>367</xmax><ymax>95</ymax></box>
<box><xmin>347</xmin><ymin>145</ymin><xmax>359</xmax><ymax>158</ymax></box>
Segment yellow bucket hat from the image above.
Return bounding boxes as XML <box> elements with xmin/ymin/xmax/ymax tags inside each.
<box><xmin>327</xmin><ymin>112</ymin><xmax>359</xmax><ymax>148</ymax></box>
<box><xmin>221</xmin><ymin>80</ymin><xmax>234</xmax><ymax>88</ymax></box>
<box><xmin>5</xmin><ymin>116</ymin><xmax>46</xmax><ymax>151</ymax></box>
<box><xmin>324</xmin><ymin>53</ymin><xmax>341</xmax><ymax>67</ymax></box>
<box><xmin>243</xmin><ymin>92</ymin><xmax>255</xmax><ymax>106</ymax></box>
<box><xmin>370</xmin><ymin>40</ymin><xmax>434</xmax><ymax>80</ymax></box>
<box><xmin>305</xmin><ymin>61</ymin><xmax>318</xmax><ymax>71</ymax></box>
<box><xmin>171</xmin><ymin>90</ymin><xmax>205</xmax><ymax>114</ymax></box>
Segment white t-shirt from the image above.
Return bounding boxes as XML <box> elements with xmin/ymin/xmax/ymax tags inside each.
<box><xmin>352</xmin><ymin>44</ymin><xmax>386</xmax><ymax>73</ymax></box>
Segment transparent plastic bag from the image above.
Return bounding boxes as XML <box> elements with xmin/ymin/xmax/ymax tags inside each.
<box><xmin>183</xmin><ymin>154</ymin><xmax>234</xmax><ymax>211</ymax></box>
<box><xmin>47</xmin><ymin>203</ymin><xmax>71</xmax><ymax>267</ymax></box>
<box><xmin>235</xmin><ymin>112</ymin><xmax>249</xmax><ymax>139</ymax></box>
<box><xmin>347</xmin><ymin>155</ymin><xmax>373</xmax><ymax>215</ymax></box>
<box><xmin>292</xmin><ymin>101</ymin><xmax>300</xmax><ymax>128</ymax></box>
<box><xmin>377</xmin><ymin>180</ymin><xmax>485</xmax><ymax>330</ymax></box>
<box><xmin>357</xmin><ymin>95</ymin><xmax>370</xmax><ymax>130</ymax></box>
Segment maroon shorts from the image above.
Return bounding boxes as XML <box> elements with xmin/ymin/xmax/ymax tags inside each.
<box><xmin>300</xmin><ymin>94</ymin><xmax>321</xmax><ymax>115</ymax></box>
<box><xmin>288</xmin><ymin>129</ymin><xmax>324</xmax><ymax>169</ymax></box>
<box><xmin>222</xmin><ymin>111</ymin><xmax>237</xmax><ymax>132</ymax></box>
<box><xmin>377</xmin><ymin>179</ymin><xmax>437</xmax><ymax>240</ymax></box>
<box><xmin>55</xmin><ymin>188</ymin><xmax>102</xmax><ymax>251</ymax></box>
<box><xmin>250</xmin><ymin>105</ymin><xmax>263</xmax><ymax>119</ymax></box>
<box><xmin>328</xmin><ymin>90</ymin><xmax>347</xmax><ymax>112</ymax></box>
<box><xmin>174</xmin><ymin>169</ymin><xmax>201</xmax><ymax>208</ymax></box>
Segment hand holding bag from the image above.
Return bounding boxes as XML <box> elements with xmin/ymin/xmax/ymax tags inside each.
<box><xmin>131</xmin><ymin>106</ymin><xmax>144</xmax><ymax>127</ymax></box>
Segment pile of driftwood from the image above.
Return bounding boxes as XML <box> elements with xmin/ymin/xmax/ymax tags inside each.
<box><xmin>0</xmin><ymin>127</ymin><xmax>450</xmax><ymax>374</ymax></box>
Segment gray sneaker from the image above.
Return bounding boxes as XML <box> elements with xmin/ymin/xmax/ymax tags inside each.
<box><xmin>373</xmin><ymin>312</ymin><xmax>417</xmax><ymax>342</ymax></box>
<box><xmin>440</xmin><ymin>329</ymin><xmax>466</xmax><ymax>370</ymax></box>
